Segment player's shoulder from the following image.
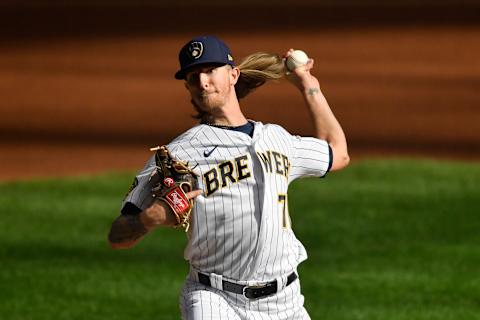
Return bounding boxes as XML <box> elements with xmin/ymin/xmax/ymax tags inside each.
<box><xmin>261</xmin><ymin>122</ymin><xmax>293</xmax><ymax>137</ymax></box>
<box><xmin>165</xmin><ymin>124</ymin><xmax>212</xmax><ymax>158</ymax></box>
<box><xmin>167</xmin><ymin>124</ymin><xmax>204</xmax><ymax>147</ymax></box>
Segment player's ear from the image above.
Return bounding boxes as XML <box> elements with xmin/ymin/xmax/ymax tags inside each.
<box><xmin>229</xmin><ymin>66</ymin><xmax>240</xmax><ymax>85</ymax></box>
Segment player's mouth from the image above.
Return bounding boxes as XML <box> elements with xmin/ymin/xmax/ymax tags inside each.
<box><xmin>199</xmin><ymin>91</ymin><xmax>220</xmax><ymax>104</ymax></box>
<box><xmin>201</xmin><ymin>91</ymin><xmax>217</xmax><ymax>97</ymax></box>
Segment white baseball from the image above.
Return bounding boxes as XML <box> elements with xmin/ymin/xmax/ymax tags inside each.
<box><xmin>286</xmin><ymin>49</ymin><xmax>309</xmax><ymax>71</ymax></box>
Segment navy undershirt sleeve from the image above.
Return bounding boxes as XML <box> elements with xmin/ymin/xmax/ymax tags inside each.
<box><xmin>320</xmin><ymin>144</ymin><xmax>334</xmax><ymax>179</ymax></box>
<box><xmin>121</xmin><ymin>202</ymin><xmax>142</xmax><ymax>215</ymax></box>
<box><xmin>327</xmin><ymin>144</ymin><xmax>333</xmax><ymax>172</ymax></box>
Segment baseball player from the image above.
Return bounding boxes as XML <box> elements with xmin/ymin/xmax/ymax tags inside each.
<box><xmin>108</xmin><ymin>35</ymin><xmax>349</xmax><ymax>319</ymax></box>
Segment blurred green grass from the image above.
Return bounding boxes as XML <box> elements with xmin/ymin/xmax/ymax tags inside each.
<box><xmin>1</xmin><ymin>159</ymin><xmax>479</xmax><ymax>319</ymax></box>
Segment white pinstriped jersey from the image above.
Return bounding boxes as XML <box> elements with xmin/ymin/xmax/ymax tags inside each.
<box><xmin>122</xmin><ymin>121</ymin><xmax>331</xmax><ymax>283</ymax></box>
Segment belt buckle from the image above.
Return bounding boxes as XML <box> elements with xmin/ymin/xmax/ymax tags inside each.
<box><xmin>242</xmin><ymin>283</ymin><xmax>271</xmax><ymax>300</ymax></box>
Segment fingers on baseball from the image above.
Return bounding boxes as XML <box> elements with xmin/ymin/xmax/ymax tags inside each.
<box><xmin>291</xmin><ymin>59</ymin><xmax>313</xmax><ymax>75</ymax></box>
<box><xmin>306</xmin><ymin>58</ymin><xmax>314</xmax><ymax>69</ymax></box>
<box><xmin>282</xmin><ymin>48</ymin><xmax>295</xmax><ymax>59</ymax></box>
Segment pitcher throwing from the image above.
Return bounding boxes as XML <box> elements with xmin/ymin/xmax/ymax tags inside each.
<box><xmin>108</xmin><ymin>35</ymin><xmax>349</xmax><ymax>319</ymax></box>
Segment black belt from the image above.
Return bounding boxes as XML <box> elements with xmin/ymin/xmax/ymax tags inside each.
<box><xmin>198</xmin><ymin>272</ymin><xmax>297</xmax><ymax>299</ymax></box>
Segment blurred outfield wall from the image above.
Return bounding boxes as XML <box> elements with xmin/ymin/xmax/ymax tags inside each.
<box><xmin>0</xmin><ymin>1</ymin><xmax>479</xmax><ymax>179</ymax></box>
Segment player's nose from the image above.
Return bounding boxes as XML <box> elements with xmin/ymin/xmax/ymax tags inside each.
<box><xmin>199</xmin><ymin>73</ymin><xmax>210</xmax><ymax>89</ymax></box>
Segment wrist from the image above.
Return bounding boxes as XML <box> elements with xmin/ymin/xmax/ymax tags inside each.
<box><xmin>140</xmin><ymin>201</ymin><xmax>164</xmax><ymax>230</ymax></box>
<box><xmin>295</xmin><ymin>77</ymin><xmax>321</xmax><ymax>94</ymax></box>
<box><xmin>140</xmin><ymin>200</ymin><xmax>177</xmax><ymax>229</ymax></box>
<box><xmin>303</xmin><ymin>87</ymin><xmax>321</xmax><ymax>97</ymax></box>
<box><xmin>139</xmin><ymin>209</ymin><xmax>156</xmax><ymax>230</ymax></box>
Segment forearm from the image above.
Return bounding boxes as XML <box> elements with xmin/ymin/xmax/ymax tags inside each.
<box><xmin>284</xmin><ymin>50</ymin><xmax>350</xmax><ymax>170</ymax></box>
<box><xmin>302</xmin><ymin>86</ymin><xmax>347</xmax><ymax>148</ymax></box>
<box><xmin>108</xmin><ymin>213</ymin><xmax>148</xmax><ymax>249</ymax></box>
<box><xmin>108</xmin><ymin>201</ymin><xmax>177</xmax><ymax>249</ymax></box>
<box><xmin>299</xmin><ymin>78</ymin><xmax>349</xmax><ymax>170</ymax></box>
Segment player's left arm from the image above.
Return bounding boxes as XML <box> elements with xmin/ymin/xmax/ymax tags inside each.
<box><xmin>285</xmin><ymin>50</ymin><xmax>349</xmax><ymax>171</ymax></box>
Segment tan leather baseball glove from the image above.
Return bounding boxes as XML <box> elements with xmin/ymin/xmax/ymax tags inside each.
<box><xmin>150</xmin><ymin>146</ymin><xmax>197</xmax><ymax>232</ymax></box>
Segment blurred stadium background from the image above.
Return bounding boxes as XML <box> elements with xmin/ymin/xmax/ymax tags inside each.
<box><xmin>1</xmin><ymin>0</ymin><xmax>479</xmax><ymax>180</ymax></box>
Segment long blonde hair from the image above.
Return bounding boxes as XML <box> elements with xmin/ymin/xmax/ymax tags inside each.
<box><xmin>235</xmin><ymin>52</ymin><xmax>285</xmax><ymax>99</ymax></box>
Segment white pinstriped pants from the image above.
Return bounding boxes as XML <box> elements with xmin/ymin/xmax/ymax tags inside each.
<box><xmin>179</xmin><ymin>274</ymin><xmax>311</xmax><ymax>320</ymax></box>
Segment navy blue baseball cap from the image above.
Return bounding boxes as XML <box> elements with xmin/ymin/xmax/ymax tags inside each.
<box><xmin>175</xmin><ymin>35</ymin><xmax>235</xmax><ymax>80</ymax></box>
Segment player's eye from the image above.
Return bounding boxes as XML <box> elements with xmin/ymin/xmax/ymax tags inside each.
<box><xmin>186</xmin><ymin>73</ymin><xmax>199</xmax><ymax>84</ymax></box>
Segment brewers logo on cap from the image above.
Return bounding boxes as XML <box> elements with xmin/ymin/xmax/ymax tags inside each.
<box><xmin>175</xmin><ymin>35</ymin><xmax>235</xmax><ymax>79</ymax></box>
<box><xmin>188</xmin><ymin>42</ymin><xmax>203</xmax><ymax>59</ymax></box>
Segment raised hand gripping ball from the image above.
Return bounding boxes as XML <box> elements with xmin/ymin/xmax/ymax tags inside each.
<box><xmin>286</xmin><ymin>50</ymin><xmax>309</xmax><ymax>72</ymax></box>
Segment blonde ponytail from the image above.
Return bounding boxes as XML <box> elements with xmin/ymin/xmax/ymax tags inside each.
<box><xmin>235</xmin><ymin>52</ymin><xmax>285</xmax><ymax>99</ymax></box>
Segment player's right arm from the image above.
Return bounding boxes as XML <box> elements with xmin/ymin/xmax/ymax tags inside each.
<box><xmin>108</xmin><ymin>189</ymin><xmax>202</xmax><ymax>249</ymax></box>
<box><xmin>108</xmin><ymin>200</ymin><xmax>175</xmax><ymax>249</ymax></box>
<box><xmin>285</xmin><ymin>49</ymin><xmax>350</xmax><ymax>171</ymax></box>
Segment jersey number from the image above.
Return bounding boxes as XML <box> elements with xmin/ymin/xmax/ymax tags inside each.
<box><xmin>278</xmin><ymin>194</ymin><xmax>291</xmax><ymax>229</ymax></box>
